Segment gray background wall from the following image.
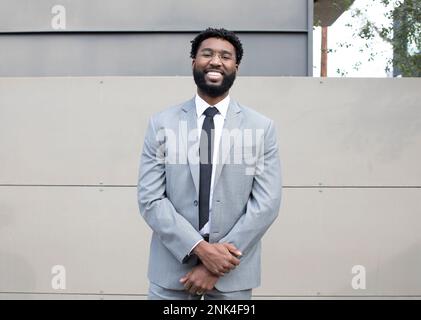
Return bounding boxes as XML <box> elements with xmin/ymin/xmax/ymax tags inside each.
<box><xmin>0</xmin><ymin>77</ymin><xmax>420</xmax><ymax>299</ymax></box>
<box><xmin>0</xmin><ymin>0</ymin><xmax>313</xmax><ymax>76</ymax></box>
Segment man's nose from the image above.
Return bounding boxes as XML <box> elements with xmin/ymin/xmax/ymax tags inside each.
<box><xmin>209</xmin><ymin>54</ymin><xmax>222</xmax><ymax>66</ymax></box>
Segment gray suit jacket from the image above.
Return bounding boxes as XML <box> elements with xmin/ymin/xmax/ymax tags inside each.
<box><xmin>137</xmin><ymin>97</ymin><xmax>282</xmax><ymax>292</ymax></box>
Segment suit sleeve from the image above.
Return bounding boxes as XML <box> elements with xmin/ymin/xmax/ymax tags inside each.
<box><xmin>218</xmin><ymin>119</ymin><xmax>282</xmax><ymax>256</ymax></box>
<box><xmin>137</xmin><ymin>116</ymin><xmax>203</xmax><ymax>263</ymax></box>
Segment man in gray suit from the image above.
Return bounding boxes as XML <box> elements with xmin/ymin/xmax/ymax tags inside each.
<box><xmin>137</xmin><ymin>28</ymin><xmax>282</xmax><ymax>300</ymax></box>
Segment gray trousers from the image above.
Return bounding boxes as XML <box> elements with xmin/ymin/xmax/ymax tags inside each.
<box><xmin>148</xmin><ymin>282</ymin><xmax>252</xmax><ymax>300</ymax></box>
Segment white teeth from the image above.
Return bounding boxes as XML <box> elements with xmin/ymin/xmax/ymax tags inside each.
<box><xmin>207</xmin><ymin>72</ymin><xmax>222</xmax><ymax>76</ymax></box>
<box><xmin>207</xmin><ymin>72</ymin><xmax>223</xmax><ymax>80</ymax></box>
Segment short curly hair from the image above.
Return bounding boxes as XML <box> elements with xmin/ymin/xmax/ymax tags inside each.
<box><xmin>190</xmin><ymin>27</ymin><xmax>244</xmax><ymax>65</ymax></box>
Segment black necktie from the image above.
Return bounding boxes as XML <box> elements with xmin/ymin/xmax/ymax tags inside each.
<box><xmin>199</xmin><ymin>106</ymin><xmax>219</xmax><ymax>231</ymax></box>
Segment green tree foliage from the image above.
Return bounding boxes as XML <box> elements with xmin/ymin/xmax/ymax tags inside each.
<box><xmin>355</xmin><ymin>0</ymin><xmax>420</xmax><ymax>76</ymax></box>
<box><xmin>320</xmin><ymin>0</ymin><xmax>420</xmax><ymax>76</ymax></box>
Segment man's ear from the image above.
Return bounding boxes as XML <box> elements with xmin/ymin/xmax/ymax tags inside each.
<box><xmin>192</xmin><ymin>59</ymin><xmax>196</xmax><ymax>69</ymax></box>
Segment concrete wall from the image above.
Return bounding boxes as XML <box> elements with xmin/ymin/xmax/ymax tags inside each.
<box><xmin>0</xmin><ymin>77</ymin><xmax>420</xmax><ymax>299</ymax></box>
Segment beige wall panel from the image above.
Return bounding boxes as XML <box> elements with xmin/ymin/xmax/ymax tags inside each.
<box><xmin>0</xmin><ymin>77</ymin><xmax>420</xmax><ymax>299</ymax></box>
<box><xmin>0</xmin><ymin>293</ymin><xmax>417</xmax><ymax>300</ymax></box>
<box><xmin>232</xmin><ymin>77</ymin><xmax>421</xmax><ymax>187</ymax></box>
<box><xmin>0</xmin><ymin>77</ymin><xmax>195</xmax><ymax>185</ymax></box>
<box><xmin>0</xmin><ymin>293</ymin><xmax>147</xmax><ymax>300</ymax></box>
<box><xmin>259</xmin><ymin>188</ymin><xmax>421</xmax><ymax>296</ymax></box>
<box><xmin>0</xmin><ymin>77</ymin><xmax>420</xmax><ymax>186</ymax></box>
<box><xmin>0</xmin><ymin>186</ymin><xmax>150</xmax><ymax>294</ymax></box>
<box><xmin>1</xmin><ymin>187</ymin><xmax>420</xmax><ymax>297</ymax></box>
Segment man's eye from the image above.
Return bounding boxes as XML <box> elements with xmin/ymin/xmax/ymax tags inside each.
<box><xmin>202</xmin><ymin>53</ymin><xmax>212</xmax><ymax>57</ymax></box>
<box><xmin>222</xmin><ymin>55</ymin><xmax>232</xmax><ymax>60</ymax></box>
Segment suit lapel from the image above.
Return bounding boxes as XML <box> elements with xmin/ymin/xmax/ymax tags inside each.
<box><xmin>181</xmin><ymin>98</ymin><xmax>200</xmax><ymax>197</ymax></box>
<box><xmin>213</xmin><ymin>99</ymin><xmax>243</xmax><ymax>188</ymax></box>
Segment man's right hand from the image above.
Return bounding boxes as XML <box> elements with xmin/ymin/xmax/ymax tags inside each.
<box><xmin>193</xmin><ymin>241</ymin><xmax>242</xmax><ymax>277</ymax></box>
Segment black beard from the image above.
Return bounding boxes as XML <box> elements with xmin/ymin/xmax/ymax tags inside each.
<box><xmin>193</xmin><ymin>68</ymin><xmax>236</xmax><ymax>98</ymax></box>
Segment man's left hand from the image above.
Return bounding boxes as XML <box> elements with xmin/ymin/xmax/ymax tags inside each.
<box><xmin>180</xmin><ymin>264</ymin><xmax>219</xmax><ymax>295</ymax></box>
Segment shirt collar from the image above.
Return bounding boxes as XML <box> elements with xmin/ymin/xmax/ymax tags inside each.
<box><xmin>195</xmin><ymin>94</ymin><xmax>230</xmax><ymax>120</ymax></box>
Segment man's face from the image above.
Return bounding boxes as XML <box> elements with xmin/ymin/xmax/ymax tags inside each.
<box><xmin>192</xmin><ymin>37</ymin><xmax>238</xmax><ymax>98</ymax></box>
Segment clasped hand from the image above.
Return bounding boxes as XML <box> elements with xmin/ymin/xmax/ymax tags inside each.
<box><xmin>180</xmin><ymin>242</ymin><xmax>242</xmax><ymax>295</ymax></box>
<box><xmin>194</xmin><ymin>242</ymin><xmax>242</xmax><ymax>276</ymax></box>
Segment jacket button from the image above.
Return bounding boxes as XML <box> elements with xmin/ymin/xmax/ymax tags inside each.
<box><xmin>193</xmin><ymin>200</ymin><xmax>198</xmax><ymax>206</ymax></box>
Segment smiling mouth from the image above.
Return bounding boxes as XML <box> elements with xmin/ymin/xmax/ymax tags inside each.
<box><xmin>205</xmin><ymin>70</ymin><xmax>224</xmax><ymax>81</ymax></box>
